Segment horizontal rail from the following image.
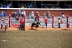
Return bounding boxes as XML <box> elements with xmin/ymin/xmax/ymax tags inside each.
<box><xmin>0</xmin><ymin>8</ymin><xmax>72</xmax><ymax>10</ymax></box>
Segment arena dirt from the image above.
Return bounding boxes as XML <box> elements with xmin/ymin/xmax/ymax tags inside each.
<box><xmin>0</xmin><ymin>30</ymin><xmax>72</xmax><ymax>48</ymax></box>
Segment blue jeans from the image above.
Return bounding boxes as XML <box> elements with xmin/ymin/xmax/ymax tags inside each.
<box><xmin>20</xmin><ymin>24</ymin><xmax>25</xmax><ymax>30</ymax></box>
<box><xmin>45</xmin><ymin>23</ymin><xmax>47</xmax><ymax>28</ymax></box>
<box><xmin>58</xmin><ymin>23</ymin><xmax>60</xmax><ymax>28</ymax></box>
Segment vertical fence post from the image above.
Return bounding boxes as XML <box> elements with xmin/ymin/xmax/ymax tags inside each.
<box><xmin>9</xmin><ymin>14</ymin><xmax>11</xmax><ymax>27</ymax></box>
<box><xmin>66</xmin><ymin>14</ymin><xmax>69</xmax><ymax>28</ymax></box>
<box><xmin>52</xmin><ymin>14</ymin><xmax>54</xmax><ymax>28</ymax></box>
<box><xmin>24</xmin><ymin>14</ymin><xmax>26</xmax><ymax>30</ymax></box>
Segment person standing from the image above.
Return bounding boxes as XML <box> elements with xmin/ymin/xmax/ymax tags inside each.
<box><xmin>44</xmin><ymin>16</ymin><xmax>48</xmax><ymax>28</ymax></box>
<box><xmin>34</xmin><ymin>11</ymin><xmax>40</xmax><ymax>22</ymax></box>
<box><xmin>20</xmin><ymin>18</ymin><xmax>25</xmax><ymax>30</ymax></box>
<box><xmin>58</xmin><ymin>18</ymin><xmax>62</xmax><ymax>28</ymax></box>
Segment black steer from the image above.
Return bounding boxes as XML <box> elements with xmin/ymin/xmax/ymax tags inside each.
<box><xmin>31</xmin><ymin>22</ymin><xmax>40</xmax><ymax>30</ymax></box>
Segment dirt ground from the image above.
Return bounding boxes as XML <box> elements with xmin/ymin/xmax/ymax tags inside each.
<box><xmin>0</xmin><ymin>29</ymin><xmax>72</xmax><ymax>48</ymax></box>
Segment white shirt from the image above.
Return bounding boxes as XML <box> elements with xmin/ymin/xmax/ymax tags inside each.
<box><xmin>21</xmin><ymin>11</ymin><xmax>24</xmax><ymax>14</ymax></box>
<box><xmin>62</xmin><ymin>14</ymin><xmax>65</xmax><ymax>18</ymax></box>
<box><xmin>31</xmin><ymin>13</ymin><xmax>34</xmax><ymax>16</ymax></box>
<box><xmin>24</xmin><ymin>11</ymin><xmax>26</xmax><ymax>15</ymax></box>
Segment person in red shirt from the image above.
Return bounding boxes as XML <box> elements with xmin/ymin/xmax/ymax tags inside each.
<box><xmin>20</xmin><ymin>18</ymin><xmax>25</xmax><ymax>30</ymax></box>
<box><xmin>44</xmin><ymin>17</ymin><xmax>48</xmax><ymax>28</ymax></box>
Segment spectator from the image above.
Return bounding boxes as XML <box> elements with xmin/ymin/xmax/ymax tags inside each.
<box><xmin>46</xmin><ymin>11</ymin><xmax>51</xmax><ymax>18</ymax></box>
<box><xmin>0</xmin><ymin>12</ymin><xmax>2</xmax><ymax>17</ymax></box>
<box><xmin>21</xmin><ymin>10</ymin><xmax>24</xmax><ymax>17</ymax></box>
<box><xmin>7</xmin><ymin>3</ymin><xmax>12</xmax><ymax>8</ymax></box>
<box><xmin>31</xmin><ymin>11</ymin><xmax>34</xmax><ymax>19</ymax></box>
<box><xmin>18</xmin><ymin>9</ymin><xmax>21</xmax><ymax>17</ymax></box>
<box><xmin>33</xmin><ymin>3</ymin><xmax>36</xmax><ymax>8</ymax></box>
<box><xmin>21</xmin><ymin>5</ymin><xmax>24</xmax><ymax>8</ymax></box>
<box><xmin>11</xmin><ymin>12</ymin><xmax>15</xmax><ymax>17</ymax></box>
<box><xmin>6</xmin><ymin>4</ymin><xmax>10</xmax><ymax>8</ymax></box>
<box><xmin>3</xmin><ymin>4</ymin><xmax>7</xmax><ymax>8</ymax></box>
<box><xmin>29</xmin><ymin>2</ymin><xmax>34</xmax><ymax>8</ymax></box>
<box><xmin>26</xmin><ymin>2</ymin><xmax>29</xmax><ymax>7</ymax></box>
<box><xmin>3</xmin><ymin>11</ymin><xmax>7</xmax><ymax>16</ymax></box>
<box><xmin>44</xmin><ymin>3</ymin><xmax>47</xmax><ymax>8</ymax></box>
<box><xmin>0</xmin><ymin>4</ymin><xmax>3</xmax><ymax>8</ymax></box>
<box><xmin>1</xmin><ymin>11</ymin><xmax>4</xmax><ymax>16</ymax></box>
<box><xmin>43</xmin><ymin>13</ymin><xmax>46</xmax><ymax>18</ymax></box>
<box><xmin>27</xmin><ymin>12</ymin><xmax>31</xmax><ymax>19</ymax></box>
<box><xmin>15</xmin><ymin>12</ymin><xmax>17</xmax><ymax>18</ymax></box>
<box><xmin>67</xmin><ymin>4</ymin><xmax>71</xmax><ymax>8</ymax></box>
<box><xmin>51</xmin><ymin>4</ymin><xmax>57</xmax><ymax>8</ymax></box>
<box><xmin>61</xmin><ymin>13</ymin><xmax>66</xmax><ymax>18</ymax></box>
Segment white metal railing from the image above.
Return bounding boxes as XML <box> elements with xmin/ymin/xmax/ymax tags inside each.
<box><xmin>0</xmin><ymin>8</ymin><xmax>72</xmax><ymax>10</ymax></box>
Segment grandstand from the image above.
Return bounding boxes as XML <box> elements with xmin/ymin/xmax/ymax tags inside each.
<box><xmin>0</xmin><ymin>1</ymin><xmax>72</xmax><ymax>8</ymax></box>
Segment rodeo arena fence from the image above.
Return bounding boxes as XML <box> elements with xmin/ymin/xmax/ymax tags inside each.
<box><xmin>0</xmin><ymin>8</ymin><xmax>72</xmax><ymax>30</ymax></box>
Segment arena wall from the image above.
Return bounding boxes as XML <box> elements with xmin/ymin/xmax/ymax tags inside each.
<box><xmin>0</xmin><ymin>8</ymin><xmax>72</xmax><ymax>30</ymax></box>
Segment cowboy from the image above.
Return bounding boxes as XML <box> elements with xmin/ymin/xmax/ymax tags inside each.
<box><xmin>34</xmin><ymin>11</ymin><xmax>40</xmax><ymax>22</ymax></box>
